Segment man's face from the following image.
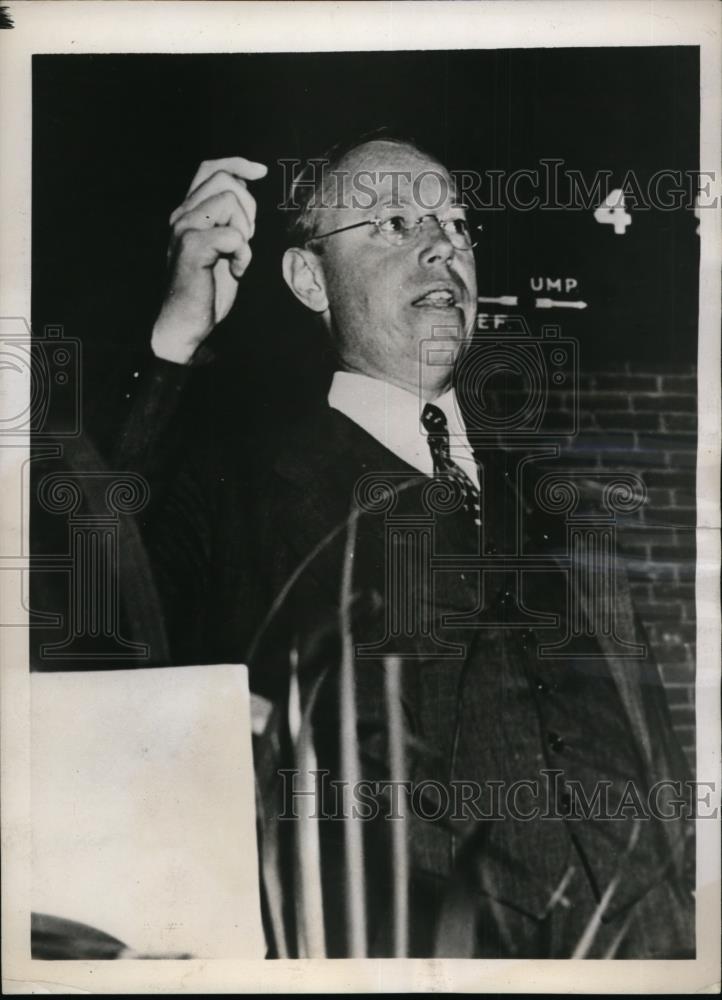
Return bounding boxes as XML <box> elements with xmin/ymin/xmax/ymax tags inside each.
<box><xmin>313</xmin><ymin>141</ymin><xmax>478</xmax><ymax>395</ymax></box>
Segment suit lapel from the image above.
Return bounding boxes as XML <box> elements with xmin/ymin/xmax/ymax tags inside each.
<box><xmin>271</xmin><ymin>406</ymin><xmax>481</xmax><ymax>612</ymax></box>
<box><xmin>270</xmin><ymin>406</ymin><xmax>417</xmax><ymax>606</ymax></box>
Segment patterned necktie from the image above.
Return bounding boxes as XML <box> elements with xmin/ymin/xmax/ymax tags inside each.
<box><xmin>421</xmin><ymin>402</ymin><xmax>482</xmax><ymax>527</ymax></box>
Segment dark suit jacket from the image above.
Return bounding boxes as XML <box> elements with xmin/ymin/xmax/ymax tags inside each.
<box><xmin>113</xmin><ymin>356</ymin><xmax>694</xmax><ymax>958</ymax></box>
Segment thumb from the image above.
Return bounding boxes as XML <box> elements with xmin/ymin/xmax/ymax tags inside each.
<box><xmin>242</xmin><ymin>159</ymin><xmax>269</xmax><ymax>180</ymax></box>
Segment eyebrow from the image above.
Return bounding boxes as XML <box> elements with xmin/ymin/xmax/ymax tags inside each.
<box><xmin>378</xmin><ymin>198</ymin><xmax>413</xmax><ymax>209</ymax></box>
<box><xmin>377</xmin><ymin>199</ymin><xmax>470</xmax><ymax>213</ymax></box>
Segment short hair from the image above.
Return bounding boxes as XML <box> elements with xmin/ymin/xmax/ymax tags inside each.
<box><xmin>284</xmin><ymin>126</ymin><xmax>441</xmax><ymax>250</ymax></box>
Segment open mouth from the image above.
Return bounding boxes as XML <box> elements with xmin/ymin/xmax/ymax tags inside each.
<box><xmin>411</xmin><ymin>288</ymin><xmax>460</xmax><ymax>309</ymax></box>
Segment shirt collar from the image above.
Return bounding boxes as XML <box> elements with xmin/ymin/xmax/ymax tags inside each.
<box><xmin>327</xmin><ymin>371</ymin><xmax>478</xmax><ymax>486</ymax></box>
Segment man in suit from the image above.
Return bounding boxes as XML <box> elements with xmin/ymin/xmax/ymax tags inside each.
<box><xmin>118</xmin><ymin>133</ymin><xmax>694</xmax><ymax>958</ymax></box>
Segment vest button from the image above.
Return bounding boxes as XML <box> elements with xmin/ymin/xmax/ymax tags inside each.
<box><xmin>535</xmin><ymin>676</ymin><xmax>549</xmax><ymax>694</ymax></box>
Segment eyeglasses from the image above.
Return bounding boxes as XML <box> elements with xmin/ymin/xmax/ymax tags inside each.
<box><xmin>306</xmin><ymin>213</ymin><xmax>481</xmax><ymax>251</ymax></box>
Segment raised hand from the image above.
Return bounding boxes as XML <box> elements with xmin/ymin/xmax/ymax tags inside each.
<box><xmin>151</xmin><ymin>156</ymin><xmax>268</xmax><ymax>364</ymax></box>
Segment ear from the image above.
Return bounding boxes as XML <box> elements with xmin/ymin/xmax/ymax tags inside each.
<box><xmin>282</xmin><ymin>247</ymin><xmax>329</xmax><ymax>314</ymax></box>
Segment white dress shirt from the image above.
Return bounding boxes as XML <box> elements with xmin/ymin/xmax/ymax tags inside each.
<box><xmin>327</xmin><ymin>371</ymin><xmax>480</xmax><ymax>488</ymax></box>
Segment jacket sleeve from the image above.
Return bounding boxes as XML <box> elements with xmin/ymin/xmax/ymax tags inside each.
<box><xmin>111</xmin><ymin>348</ymin><xmax>198</xmax><ymax>483</ymax></box>
<box><xmin>98</xmin><ymin>344</ymin><xmax>223</xmax><ymax>664</ymax></box>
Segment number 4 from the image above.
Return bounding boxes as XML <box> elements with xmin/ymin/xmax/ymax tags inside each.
<box><xmin>594</xmin><ymin>188</ymin><xmax>631</xmax><ymax>235</ymax></box>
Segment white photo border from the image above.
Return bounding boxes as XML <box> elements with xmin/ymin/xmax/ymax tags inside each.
<box><xmin>1</xmin><ymin>1</ymin><xmax>720</xmax><ymax>993</ymax></box>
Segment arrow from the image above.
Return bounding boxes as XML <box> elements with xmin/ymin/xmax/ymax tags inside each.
<box><xmin>535</xmin><ymin>298</ymin><xmax>588</xmax><ymax>310</ymax></box>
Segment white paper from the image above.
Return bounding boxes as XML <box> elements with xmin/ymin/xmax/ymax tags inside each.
<box><xmin>30</xmin><ymin>664</ymin><xmax>265</xmax><ymax>959</ymax></box>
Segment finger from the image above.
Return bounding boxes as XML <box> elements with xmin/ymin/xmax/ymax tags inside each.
<box><xmin>172</xmin><ymin>191</ymin><xmax>252</xmax><ymax>241</ymax></box>
<box><xmin>175</xmin><ymin>225</ymin><xmax>250</xmax><ymax>273</ymax></box>
<box><xmin>172</xmin><ymin>171</ymin><xmax>255</xmax><ymax>227</ymax></box>
<box><xmin>187</xmin><ymin>156</ymin><xmax>268</xmax><ymax>196</ymax></box>
<box><xmin>227</xmin><ymin>242</ymin><xmax>251</xmax><ymax>279</ymax></box>
<box><xmin>171</xmin><ymin>172</ymin><xmax>257</xmax><ymax>233</ymax></box>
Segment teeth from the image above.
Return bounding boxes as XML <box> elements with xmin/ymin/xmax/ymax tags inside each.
<box><xmin>416</xmin><ymin>290</ymin><xmax>455</xmax><ymax>306</ymax></box>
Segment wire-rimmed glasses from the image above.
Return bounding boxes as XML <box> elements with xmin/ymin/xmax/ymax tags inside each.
<box><xmin>305</xmin><ymin>212</ymin><xmax>481</xmax><ymax>251</ymax></box>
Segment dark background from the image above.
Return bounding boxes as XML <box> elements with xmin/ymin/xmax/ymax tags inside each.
<box><xmin>32</xmin><ymin>47</ymin><xmax>700</xmax><ymax>439</ymax></box>
<box><xmin>29</xmin><ymin>48</ymin><xmax>701</xmax><ymax>747</ymax></box>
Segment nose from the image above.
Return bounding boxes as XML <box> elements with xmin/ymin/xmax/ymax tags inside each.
<box><xmin>418</xmin><ymin>215</ymin><xmax>455</xmax><ymax>266</ymax></box>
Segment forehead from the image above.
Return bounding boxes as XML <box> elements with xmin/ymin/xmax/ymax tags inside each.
<box><xmin>332</xmin><ymin>140</ymin><xmax>456</xmax><ymax>208</ymax></box>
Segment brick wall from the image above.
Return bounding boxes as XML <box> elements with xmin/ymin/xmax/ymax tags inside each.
<box><xmin>479</xmin><ymin>361</ymin><xmax>697</xmax><ymax>768</ymax></box>
<box><xmin>544</xmin><ymin>364</ymin><xmax>697</xmax><ymax>768</ymax></box>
